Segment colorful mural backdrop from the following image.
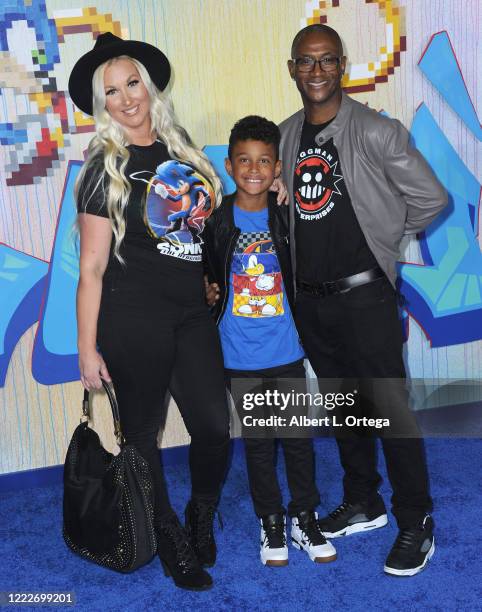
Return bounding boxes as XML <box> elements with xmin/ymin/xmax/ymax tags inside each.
<box><xmin>0</xmin><ymin>0</ymin><xmax>480</xmax><ymax>473</ymax></box>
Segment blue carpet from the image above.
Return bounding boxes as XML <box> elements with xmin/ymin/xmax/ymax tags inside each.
<box><xmin>0</xmin><ymin>439</ymin><xmax>481</xmax><ymax>611</ymax></box>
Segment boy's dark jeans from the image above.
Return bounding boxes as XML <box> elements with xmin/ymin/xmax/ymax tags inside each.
<box><xmin>226</xmin><ymin>359</ymin><xmax>320</xmax><ymax>518</ymax></box>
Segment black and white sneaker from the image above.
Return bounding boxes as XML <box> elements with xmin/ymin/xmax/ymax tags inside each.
<box><xmin>318</xmin><ymin>495</ymin><xmax>388</xmax><ymax>538</ymax></box>
<box><xmin>384</xmin><ymin>515</ymin><xmax>435</xmax><ymax>577</ymax></box>
<box><xmin>291</xmin><ymin>510</ymin><xmax>337</xmax><ymax>563</ymax></box>
<box><xmin>260</xmin><ymin>513</ymin><xmax>288</xmax><ymax>567</ymax></box>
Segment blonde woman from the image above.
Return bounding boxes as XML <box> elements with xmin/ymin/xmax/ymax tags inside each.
<box><xmin>69</xmin><ymin>33</ymin><xmax>229</xmax><ymax>591</ymax></box>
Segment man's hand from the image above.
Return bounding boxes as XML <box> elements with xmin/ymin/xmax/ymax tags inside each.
<box><xmin>204</xmin><ymin>275</ymin><xmax>220</xmax><ymax>306</ymax></box>
<box><xmin>269</xmin><ymin>177</ymin><xmax>289</xmax><ymax>205</ymax></box>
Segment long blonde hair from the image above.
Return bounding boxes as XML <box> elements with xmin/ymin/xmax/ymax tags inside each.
<box><xmin>74</xmin><ymin>55</ymin><xmax>222</xmax><ymax>262</ymax></box>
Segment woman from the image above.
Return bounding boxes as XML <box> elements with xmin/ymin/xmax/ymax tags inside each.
<box><xmin>69</xmin><ymin>33</ymin><xmax>230</xmax><ymax>591</ymax></box>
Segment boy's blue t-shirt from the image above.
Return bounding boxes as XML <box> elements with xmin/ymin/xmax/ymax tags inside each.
<box><xmin>218</xmin><ymin>204</ymin><xmax>304</xmax><ymax>370</ymax></box>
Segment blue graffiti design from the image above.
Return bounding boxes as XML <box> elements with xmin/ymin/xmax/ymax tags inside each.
<box><xmin>31</xmin><ymin>162</ymin><xmax>81</xmax><ymax>384</ymax></box>
<box><xmin>399</xmin><ymin>32</ymin><xmax>481</xmax><ymax>347</ymax></box>
<box><xmin>0</xmin><ymin>244</ymin><xmax>47</xmax><ymax>385</ymax></box>
<box><xmin>418</xmin><ymin>31</ymin><xmax>481</xmax><ymax>141</ymax></box>
<box><xmin>399</xmin><ymin>104</ymin><xmax>481</xmax><ymax>345</ymax></box>
<box><xmin>202</xmin><ymin>145</ymin><xmax>235</xmax><ymax>194</ymax></box>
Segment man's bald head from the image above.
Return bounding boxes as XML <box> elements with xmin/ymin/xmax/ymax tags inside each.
<box><xmin>291</xmin><ymin>24</ymin><xmax>344</xmax><ymax>58</ymax></box>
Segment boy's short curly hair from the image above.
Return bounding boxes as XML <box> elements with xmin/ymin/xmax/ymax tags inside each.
<box><xmin>228</xmin><ymin>115</ymin><xmax>280</xmax><ymax>160</ymax></box>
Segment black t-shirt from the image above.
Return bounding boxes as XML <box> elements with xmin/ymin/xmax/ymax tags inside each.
<box><xmin>77</xmin><ymin>140</ymin><xmax>215</xmax><ymax>277</ymax></box>
<box><xmin>294</xmin><ymin>120</ymin><xmax>378</xmax><ymax>284</ymax></box>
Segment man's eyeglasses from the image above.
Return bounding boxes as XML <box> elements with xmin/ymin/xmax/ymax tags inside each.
<box><xmin>293</xmin><ymin>56</ymin><xmax>342</xmax><ymax>73</ymax></box>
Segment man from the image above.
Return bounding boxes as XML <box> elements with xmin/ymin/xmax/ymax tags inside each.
<box><xmin>279</xmin><ymin>24</ymin><xmax>447</xmax><ymax>576</ymax></box>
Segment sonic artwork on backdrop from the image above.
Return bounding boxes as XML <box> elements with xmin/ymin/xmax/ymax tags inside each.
<box><xmin>0</xmin><ymin>0</ymin><xmax>480</xmax><ymax>387</ymax></box>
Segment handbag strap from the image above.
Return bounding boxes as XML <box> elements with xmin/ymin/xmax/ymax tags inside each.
<box><xmin>82</xmin><ymin>380</ymin><xmax>125</xmax><ymax>447</ymax></box>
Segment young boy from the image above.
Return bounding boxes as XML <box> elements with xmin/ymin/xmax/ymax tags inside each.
<box><xmin>203</xmin><ymin>116</ymin><xmax>336</xmax><ymax>567</ymax></box>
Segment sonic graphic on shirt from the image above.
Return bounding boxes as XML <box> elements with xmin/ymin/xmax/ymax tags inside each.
<box><xmin>231</xmin><ymin>234</ymin><xmax>284</xmax><ymax>318</ymax></box>
<box><xmin>131</xmin><ymin>159</ymin><xmax>214</xmax><ymax>262</ymax></box>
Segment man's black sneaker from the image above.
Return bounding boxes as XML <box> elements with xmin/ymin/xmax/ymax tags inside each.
<box><xmin>384</xmin><ymin>515</ymin><xmax>435</xmax><ymax>577</ymax></box>
<box><xmin>318</xmin><ymin>495</ymin><xmax>388</xmax><ymax>538</ymax></box>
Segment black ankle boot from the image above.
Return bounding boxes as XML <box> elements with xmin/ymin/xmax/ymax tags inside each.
<box><xmin>156</xmin><ymin>514</ymin><xmax>213</xmax><ymax>591</ymax></box>
<box><xmin>185</xmin><ymin>499</ymin><xmax>221</xmax><ymax>568</ymax></box>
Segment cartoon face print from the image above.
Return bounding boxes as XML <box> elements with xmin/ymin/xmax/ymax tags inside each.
<box><xmin>295</xmin><ymin>154</ymin><xmax>341</xmax><ymax>213</ymax></box>
<box><xmin>232</xmin><ymin>238</ymin><xmax>285</xmax><ymax>318</ymax></box>
<box><xmin>237</xmin><ymin>255</ymin><xmax>278</xmax><ymax>316</ymax></box>
<box><xmin>297</xmin><ymin>157</ymin><xmax>326</xmax><ymax>205</ymax></box>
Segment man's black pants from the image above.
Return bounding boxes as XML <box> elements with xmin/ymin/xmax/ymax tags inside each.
<box><xmin>295</xmin><ymin>277</ymin><xmax>433</xmax><ymax>529</ymax></box>
<box><xmin>226</xmin><ymin>359</ymin><xmax>320</xmax><ymax>518</ymax></box>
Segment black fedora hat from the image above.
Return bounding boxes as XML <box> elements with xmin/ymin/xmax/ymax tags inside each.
<box><xmin>68</xmin><ymin>32</ymin><xmax>171</xmax><ymax>116</ymax></box>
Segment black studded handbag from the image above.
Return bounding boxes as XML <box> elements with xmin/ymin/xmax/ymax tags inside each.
<box><xmin>63</xmin><ymin>381</ymin><xmax>157</xmax><ymax>572</ymax></box>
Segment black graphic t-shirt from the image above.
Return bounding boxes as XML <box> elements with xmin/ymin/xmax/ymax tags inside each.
<box><xmin>294</xmin><ymin>120</ymin><xmax>377</xmax><ymax>284</ymax></box>
<box><xmin>77</xmin><ymin>140</ymin><xmax>215</xmax><ymax>275</ymax></box>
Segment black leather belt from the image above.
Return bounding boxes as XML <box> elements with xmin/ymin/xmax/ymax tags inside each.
<box><xmin>296</xmin><ymin>267</ymin><xmax>385</xmax><ymax>297</ymax></box>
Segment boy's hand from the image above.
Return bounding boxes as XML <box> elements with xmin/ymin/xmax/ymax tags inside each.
<box><xmin>269</xmin><ymin>177</ymin><xmax>289</xmax><ymax>206</ymax></box>
<box><xmin>204</xmin><ymin>275</ymin><xmax>220</xmax><ymax>306</ymax></box>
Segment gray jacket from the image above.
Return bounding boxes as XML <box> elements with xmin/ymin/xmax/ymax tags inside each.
<box><xmin>279</xmin><ymin>92</ymin><xmax>448</xmax><ymax>287</ymax></box>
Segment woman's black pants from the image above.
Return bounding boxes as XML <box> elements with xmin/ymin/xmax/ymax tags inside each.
<box><xmin>97</xmin><ymin>265</ymin><xmax>230</xmax><ymax>524</ymax></box>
